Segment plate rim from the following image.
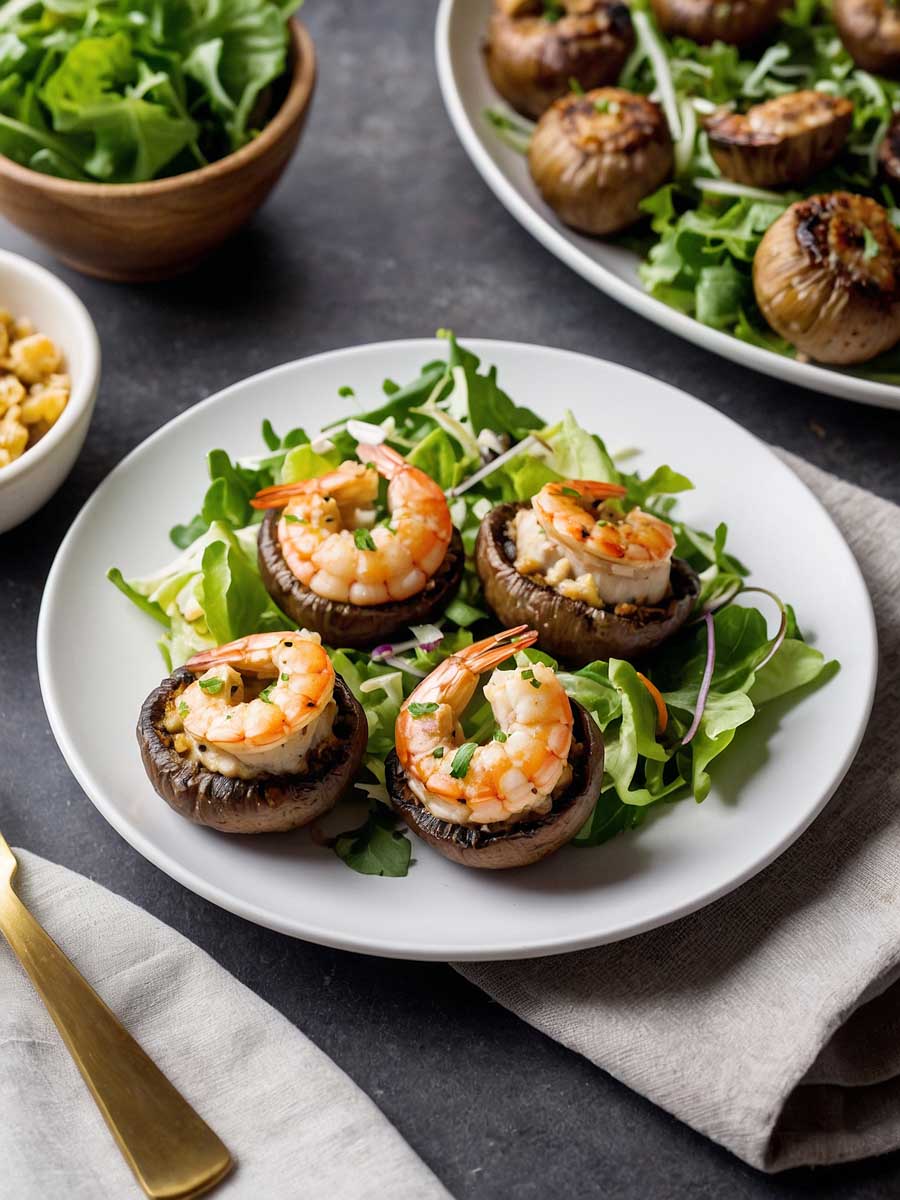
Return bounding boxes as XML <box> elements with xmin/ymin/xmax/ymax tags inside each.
<box><xmin>434</xmin><ymin>0</ymin><xmax>900</xmax><ymax>412</ymax></box>
<box><xmin>36</xmin><ymin>337</ymin><xmax>878</xmax><ymax>960</ymax></box>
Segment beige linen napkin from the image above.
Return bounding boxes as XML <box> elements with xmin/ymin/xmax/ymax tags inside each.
<box><xmin>458</xmin><ymin>451</ymin><xmax>900</xmax><ymax>1173</ymax></box>
<box><xmin>2</xmin><ymin>849</ymin><xmax>450</xmax><ymax>1200</ymax></box>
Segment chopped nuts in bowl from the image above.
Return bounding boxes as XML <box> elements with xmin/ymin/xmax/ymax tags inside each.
<box><xmin>0</xmin><ymin>315</ymin><xmax>70</xmax><ymax>469</ymax></box>
<box><xmin>0</xmin><ymin>251</ymin><xmax>99</xmax><ymax>534</ymax></box>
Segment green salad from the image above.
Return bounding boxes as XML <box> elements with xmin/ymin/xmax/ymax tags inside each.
<box><xmin>0</xmin><ymin>0</ymin><xmax>295</xmax><ymax>183</ymax></box>
<box><xmin>488</xmin><ymin>0</ymin><xmax>900</xmax><ymax>384</ymax></box>
<box><xmin>110</xmin><ymin>333</ymin><xmax>836</xmax><ymax>876</ymax></box>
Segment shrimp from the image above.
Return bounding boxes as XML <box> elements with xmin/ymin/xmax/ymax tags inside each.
<box><xmin>178</xmin><ymin>631</ymin><xmax>336</xmax><ymax>778</ymax></box>
<box><xmin>251</xmin><ymin>444</ymin><xmax>453</xmax><ymax>606</ymax></box>
<box><xmin>519</xmin><ymin>479</ymin><xmax>676</xmax><ymax>606</ymax></box>
<box><xmin>395</xmin><ymin>627</ymin><xmax>574</xmax><ymax>826</ymax></box>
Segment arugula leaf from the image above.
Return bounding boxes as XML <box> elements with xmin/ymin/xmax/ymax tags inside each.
<box><xmin>0</xmin><ymin>0</ymin><xmax>290</xmax><ymax>183</ymax></box>
<box><xmin>41</xmin><ymin>33</ymin><xmax>198</xmax><ymax>182</ymax></box>
<box><xmin>334</xmin><ymin>804</ymin><xmax>411</xmax><ymax>877</ymax></box>
<box><xmin>106</xmin><ymin>567</ymin><xmax>171</xmax><ymax>629</ymax></box>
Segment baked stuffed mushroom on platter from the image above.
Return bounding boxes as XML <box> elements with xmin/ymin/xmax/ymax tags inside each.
<box><xmin>484</xmin><ymin>0</ymin><xmax>635</xmax><ymax>119</ymax></box>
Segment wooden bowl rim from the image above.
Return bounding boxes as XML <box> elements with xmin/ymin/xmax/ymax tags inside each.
<box><xmin>0</xmin><ymin>18</ymin><xmax>316</xmax><ymax>198</ymax></box>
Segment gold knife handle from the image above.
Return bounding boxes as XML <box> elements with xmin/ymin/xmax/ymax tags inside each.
<box><xmin>0</xmin><ymin>886</ymin><xmax>232</xmax><ymax>1199</ymax></box>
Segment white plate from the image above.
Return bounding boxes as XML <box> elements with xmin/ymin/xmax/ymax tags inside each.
<box><xmin>435</xmin><ymin>0</ymin><xmax>900</xmax><ymax>411</ymax></box>
<box><xmin>37</xmin><ymin>340</ymin><xmax>876</xmax><ymax>960</ymax></box>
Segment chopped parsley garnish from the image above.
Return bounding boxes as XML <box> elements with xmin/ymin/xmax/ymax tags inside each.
<box><xmin>568</xmin><ymin>76</ymin><xmax>584</xmax><ymax>96</ymax></box>
<box><xmin>281</xmin><ymin>673</ymin><xmax>290</xmax><ymax>681</ymax></box>
<box><xmin>433</xmin><ymin>746</ymin><xmax>445</xmax><ymax>758</ymax></box>
<box><xmin>283</xmin><ymin>514</ymin><xmax>308</xmax><ymax>525</ymax></box>
<box><xmin>493</xmin><ymin>730</ymin><xmax>508</xmax><ymax>743</ymax></box>
<box><xmin>529</xmin><ymin>678</ymin><xmax>542</xmax><ymax>689</ymax></box>
<box><xmin>338</xmin><ymin>385</ymin><xmax>355</xmax><ymax>397</ymax></box>
<box><xmin>562</xmin><ymin>486</ymin><xmax>582</xmax><ymax>499</ymax></box>
<box><xmin>177</xmin><ymin>701</ymin><xmax>189</xmax><ymax>718</ymax></box>
<box><xmin>450</xmin><ymin>742</ymin><xmax>478</xmax><ymax>778</ymax></box>
<box><xmin>409</xmin><ymin>701</ymin><xmax>439</xmax><ymax>718</ymax></box>
<box><xmin>198</xmin><ymin>677</ymin><xmax>223</xmax><ymax>694</ymax></box>
<box><xmin>354</xmin><ymin>528</ymin><xmax>377</xmax><ymax>551</ymax></box>
<box><xmin>259</xmin><ymin>685</ymin><xmax>275</xmax><ymax>704</ymax></box>
<box><xmin>863</xmin><ymin>227</ymin><xmax>881</xmax><ymax>260</ymax></box>
<box><xmin>522</xmin><ymin>668</ymin><xmax>534</xmax><ymax>680</ymax></box>
<box><xmin>543</xmin><ymin>0</ymin><xmax>565</xmax><ymax>21</ymax></box>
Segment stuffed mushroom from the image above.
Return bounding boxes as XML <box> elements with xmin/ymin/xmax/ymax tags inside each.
<box><xmin>253</xmin><ymin>442</ymin><xmax>465</xmax><ymax>650</ymax></box>
<box><xmin>528</xmin><ymin>88</ymin><xmax>673</xmax><ymax>235</ymax></box>
<box><xmin>705</xmin><ymin>91</ymin><xmax>853</xmax><ymax>188</ymax></box>
<box><xmin>483</xmin><ymin>0</ymin><xmax>635</xmax><ymax>120</ymax></box>
<box><xmin>650</xmin><ymin>0</ymin><xmax>787</xmax><ymax>45</ymax></box>
<box><xmin>475</xmin><ymin>481</ymin><xmax>699</xmax><ymax>668</ymax></box>
<box><xmin>753</xmin><ymin>192</ymin><xmax>900</xmax><ymax>364</ymax></box>
<box><xmin>138</xmin><ymin>630</ymin><xmax>367</xmax><ymax>833</ymax></box>
<box><xmin>834</xmin><ymin>0</ymin><xmax>900</xmax><ymax>75</ymax></box>
<box><xmin>385</xmin><ymin>627</ymin><xmax>604</xmax><ymax>869</ymax></box>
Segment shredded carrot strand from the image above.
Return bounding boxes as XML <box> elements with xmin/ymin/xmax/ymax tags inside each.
<box><xmin>636</xmin><ymin>672</ymin><xmax>668</xmax><ymax>734</ymax></box>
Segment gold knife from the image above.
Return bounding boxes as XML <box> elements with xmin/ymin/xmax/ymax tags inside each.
<box><xmin>0</xmin><ymin>831</ymin><xmax>233</xmax><ymax>1199</ymax></box>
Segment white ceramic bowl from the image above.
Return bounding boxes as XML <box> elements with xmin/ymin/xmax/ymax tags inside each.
<box><xmin>0</xmin><ymin>251</ymin><xmax>100</xmax><ymax>534</ymax></box>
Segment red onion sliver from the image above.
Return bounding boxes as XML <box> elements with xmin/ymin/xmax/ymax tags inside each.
<box><xmin>681</xmin><ymin>611</ymin><xmax>715</xmax><ymax>747</ymax></box>
<box><xmin>740</xmin><ymin>586</ymin><xmax>788</xmax><ymax>672</ymax></box>
<box><xmin>371</xmin><ymin>644</ymin><xmax>393</xmax><ymax>660</ymax></box>
<box><xmin>701</xmin><ymin>579</ymin><xmax>743</xmax><ymax>617</ymax></box>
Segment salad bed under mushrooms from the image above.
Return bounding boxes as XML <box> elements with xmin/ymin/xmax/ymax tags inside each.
<box><xmin>110</xmin><ymin>334</ymin><xmax>836</xmax><ymax>877</ymax></box>
<box><xmin>485</xmin><ymin>0</ymin><xmax>900</xmax><ymax>377</ymax></box>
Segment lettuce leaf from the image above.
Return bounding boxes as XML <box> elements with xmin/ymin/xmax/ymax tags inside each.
<box><xmin>0</xmin><ymin>0</ymin><xmax>290</xmax><ymax>183</ymax></box>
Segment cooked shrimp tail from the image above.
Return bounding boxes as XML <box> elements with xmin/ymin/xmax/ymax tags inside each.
<box><xmin>179</xmin><ymin>630</ymin><xmax>336</xmax><ymax>777</ymax></box>
<box><xmin>395</xmin><ymin>625</ymin><xmax>572</xmax><ymax>826</ymax></box>
<box><xmin>522</xmin><ymin>477</ymin><xmax>675</xmax><ymax>605</ymax></box>
<box><xmin>355</xmin><ymin>442</ymin><xmax>408</xmax><ymax>476</ymax></box>
<box><xmin>253</xmin><ymin>445</ymin><xmax>453</xmax><ymax>606</ymax></box>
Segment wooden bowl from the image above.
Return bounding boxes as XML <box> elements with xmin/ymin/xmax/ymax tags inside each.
<box><xmin>0</xmin><ymin>20</ymin><xmax>316</xmax><ymax>283</ymax></box>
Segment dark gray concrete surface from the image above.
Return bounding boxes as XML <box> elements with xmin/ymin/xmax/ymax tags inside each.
<box><xmin>2</xmin><ymin>2</ymin><xmax>900</xmax><ymax>1196</ymax></box>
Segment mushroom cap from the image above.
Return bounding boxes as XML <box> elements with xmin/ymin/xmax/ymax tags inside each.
<box><xmin>385</xmin><ymin>699</ymin><xmax>604</xmax><ymax>869</ymax></box>
<box><xmin>705</xmin><ymin>91</ymin><xmax>853</xmax><ymax>188</ymax></box>
<box><xmin>257</xmin><ymin>511</ymin><xmax>466</xmax><ymax>650</ymax></box>
<box><xmin>484</xmin><ymin>0</ymin><xmax>635</xmax><ymax>120</ymax></box>
<box><xmin>138</xmin><ymin>667</ymin><xmax>367</xmax><ymax>833</ymax></box>
<box><xmin>834</xmin><ymin>0</ymin><xmax>900</xmax><ymax>75</ymax></box>
<box><xmin>475</xmin><ymin>501</ymin><xmax>700</xmax><ymax>667</ymax></box>
<box><xmin>753</xmin><ymin>192</ymin><xmax>900</xmax><ymax>365</ymax></box>
<box><xmin>528</xmin><ymin>88</ymin><xmax>673</xmax><ymax>235</ymax></box>
<box><xmin>650</xmin><ymin>0</ymin><xmax>787</xmax><ymax>44</ymax></box>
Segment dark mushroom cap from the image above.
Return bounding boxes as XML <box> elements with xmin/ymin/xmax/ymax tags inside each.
<box><xmin>528</xmin><ymin>88</ymin><xmax>673</xmax><ymax>235</ymax></box>
<box><xmin>834</xmin><ymin>0</ymin><xmax>900</xmax><ymax>75</ymax></box>
<box><xmin>484</xmin><ymin>0</ymin><xmax>635</xmax><ymax>120</ymax></box>
<box><xmin>705</xmin><ymin>91</ymin><xmax>853</xmax><ymax>188</ymax></box>
<box><xmin>650</xmin><ymin>0</ymin><xmax>787</xmax><ymax>45</ymax></box>
<box><xmin>753</xmin><ymin>192</ymin><xmax>900</xmax><ymax>364</ymax></box>
<box><xmin>386</xmin><ymin>699</ymin><xmax>603</xmax><ymax>869</ymax></box>
<box><xmin>879</xmin><ymin>110</ymin><xmax>900</xmax><ymax>183</ymax></box>
<box><xmin>475</xmin><ymin>501</ymin><xmax>700</xmax><ymax>667</ymax></box>
<box><xmin>258</xmin><ymin>510</ymin><xmax>466</xmax><ymax>650</ymax></box>
<box><xmin>137</xmin><ymin>667</ymin><xmax>367</xmax><ymax>834</ymax></box>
